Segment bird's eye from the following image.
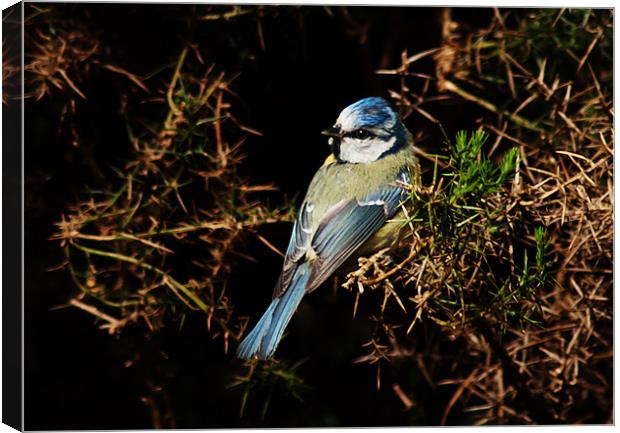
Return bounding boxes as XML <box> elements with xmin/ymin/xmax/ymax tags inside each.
<box><xmin>353</xmin><ymin>129</ymin><xmax>371</xmax><ymax>139</ymax></box>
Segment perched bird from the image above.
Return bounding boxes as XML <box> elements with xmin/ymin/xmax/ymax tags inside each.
<box><xmin>237</xmin><ymin>96</ymin><xmax>420</xmax><ymax>360</ymax></box>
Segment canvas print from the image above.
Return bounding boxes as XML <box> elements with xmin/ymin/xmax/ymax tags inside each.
<box><xmin>3</xmin><ymin>3</ymin><xmax>613</xmax><ymax>429</ymax></box>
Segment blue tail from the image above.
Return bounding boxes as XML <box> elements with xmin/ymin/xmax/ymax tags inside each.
<box><xmin>237</xmin><ymin>263</ymin><xmax>311</xmax><ymax>360</ymax></box>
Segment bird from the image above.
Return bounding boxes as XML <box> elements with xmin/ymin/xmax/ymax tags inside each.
<box><xmin>237</xmin><ymin>96</ymin><xmax>420</xmax><ymax>360</ymax></box>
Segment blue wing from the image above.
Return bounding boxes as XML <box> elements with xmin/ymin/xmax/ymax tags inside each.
<box><xmin>238</xmin><ymin>169</ymin><xmax>410</xmax><ymax>359</ymax></box>
<box><xmin>238</xmin><ymin>262</ymin><xmax>311</xmax><ymax>359</ymax></box>
<box><xmin>307</xmin><ymin>170</ymin><xmax>410</xmax><ymax>290</ymax></box>
<box><xmin>273</xmin><ymin>201</ymin><xmax>313</xmax><ymax>297</ymax></box>
<box><xmin>274</xmin><ymin>169</ymin><xmax>410</xmax><ymax>297</ymax></box>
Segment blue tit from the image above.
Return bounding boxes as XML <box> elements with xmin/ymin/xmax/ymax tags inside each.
<box><xmin>237</xmin><ymin>96</ymin><xmax>420</xmax><ymax>360</ymax></box>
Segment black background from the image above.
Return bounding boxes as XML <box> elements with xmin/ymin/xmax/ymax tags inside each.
<box><xmin>24</xmin><ymin>4</ymin><xmax>493</xmax><ymax>429</ymax></box>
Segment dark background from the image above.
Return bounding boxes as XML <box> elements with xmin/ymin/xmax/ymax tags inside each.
<box><xmin>24</xmin><ymin>4</ymin><xmax>493</xmax><ymax>429</ymax></box>
<box><xmin>3</xmin><ymin>2</ymin><xmax>23</xmax><ymax>429</ymax></box>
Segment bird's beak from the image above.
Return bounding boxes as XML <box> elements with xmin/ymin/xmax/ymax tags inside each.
<box><xmin>322</xmin><ymin>127</ymin><xmax>342</xmax><ymax>160</ymax></box>
<box><xmin>321</xmin><ymin>127</ymin><xmax>342</xmax><ymax>138</ymax></box>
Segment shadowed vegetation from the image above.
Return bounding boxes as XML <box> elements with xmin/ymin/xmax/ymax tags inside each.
<box><xmin>21</xmin><ymin>4</ymin><xmax>612</xmax><ymax>428</ymax></box>
<box><xmin>51</xmin><ymin>46</ymin><xmax>295</xmax><ymax>347</ymax></box>
<box><xmin>359</xmin><ymin>7</ymin><xmax>612</xmax><ymax>424</ymax></box>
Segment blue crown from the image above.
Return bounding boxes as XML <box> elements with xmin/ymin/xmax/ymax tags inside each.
<box><xmin>337</xmin><ymin>97</ymin><xmax>398</xmax><ymax>130</ymax></box>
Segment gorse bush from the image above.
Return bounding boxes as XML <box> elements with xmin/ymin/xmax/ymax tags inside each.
<box><xmin>343</xmin><ymin>130</ymin><xmax>537</xmax><ymax>360</ymax></box>
<box><xmin>53</xmin><ymin>47</ymin><xmax>293</xmax><ymax>348</ymax></box>
<box><xmin>373</xmin><ymin>7</ymin><xmax>612</xmax><ymax>424</ymax></box>
<box><xmin>40</xmin><ymin>5</ymin><xmax>612</xmax><ymax>427</ymax></box>
<box><xmin>450</xmin><ymin>131</ymin><xmax>518</xmax><ymax>200</ymax></box>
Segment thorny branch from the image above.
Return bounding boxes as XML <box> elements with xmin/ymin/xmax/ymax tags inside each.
<box><xmin>354</xmin><ymin>7</ymin><xmax>612</xmax><ymax>425</ymax></box>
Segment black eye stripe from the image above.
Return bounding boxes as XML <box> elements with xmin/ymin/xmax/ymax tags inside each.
<box><xmin>345</xmin><ymin>129</ymin><xmax>374</xmax><ymax>139</ymax></box>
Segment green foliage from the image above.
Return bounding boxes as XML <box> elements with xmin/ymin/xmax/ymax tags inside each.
<box><xmin>515</xmin><ymin>226</ymin><xmax>551</xmax><ymax>322</ymax></box>
<box><xmin>230</xmin><ymin>359</ymin><xmax>307</xmax><ymax>419</ymax></box>
<box><xmin>345</xmin><ymin>128</ymin><xmax>543</xmax><ymax>358</ymax></box>
<box><xmin>368</xmin><ymin>7</ymin><xmax>612</xmax><ymax>424</ymax></box>
<box><xmin>449</xmin><ymin>130</ymin><xmax>518</xmax><ymax>202</ymax></box>
<box><xmin>420</xmin><ymin>131</ymin><xmax>536</xmax><ymax>330</ymax></box>
<box><xmin>518</xmin><ymin>9</ymin><xmax>612</xmax><ymax>69</ymax></box>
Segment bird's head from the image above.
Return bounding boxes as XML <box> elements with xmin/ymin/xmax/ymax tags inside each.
<box><xmin>322</xmin><ymin>97</ymin><xmax>408</xmax><ymax>164</ymax></box>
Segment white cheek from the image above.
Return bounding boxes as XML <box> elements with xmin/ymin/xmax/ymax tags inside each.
<box><xmin>340</xmin><ymin>137</ymin><xmax>396</xmax><ymax>163</ymax></box>
<box><xmin>339</xmin><ymin>138</ymin><xmax>363</xmax><ymax>160</ymax></box>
